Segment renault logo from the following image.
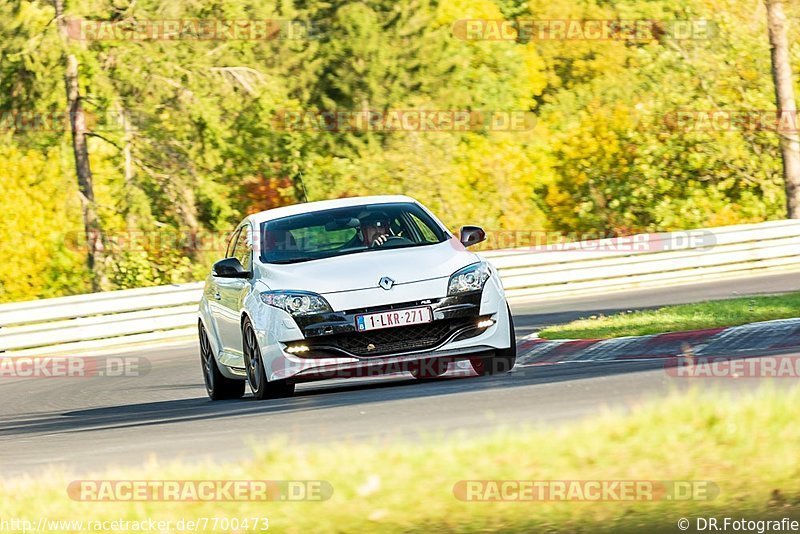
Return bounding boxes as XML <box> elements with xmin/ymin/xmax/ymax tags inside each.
<box><xmin>378</xmin><ymin>276</ymin><xmax>395</xmax><ymax>290</ymax></box>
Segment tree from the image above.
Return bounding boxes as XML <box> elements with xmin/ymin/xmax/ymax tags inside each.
<box><xmin>53</xmin><ymin>0</ymin><xmax>108</xmax><ymax>289</ymax></box>
<box><xmin>765</xmin><ymin>0</ymin><xmax>800</xmax><ymax>218</ymax></box>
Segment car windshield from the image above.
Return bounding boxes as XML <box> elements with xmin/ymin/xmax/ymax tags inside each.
<box><xmin>259</xmin><ymin>202</ymin><xmax>447</xmax><ymax>264</ymax></box>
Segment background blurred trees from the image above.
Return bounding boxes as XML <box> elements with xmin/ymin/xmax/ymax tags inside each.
<box><xmin>0</xmin><ymin>0</ymin><xmax>797</xmax><ymax>301</ymax></box>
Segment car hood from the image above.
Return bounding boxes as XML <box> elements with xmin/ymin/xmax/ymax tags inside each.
<box><xmin>258</xmin><ymin>237</ymin><xmax>480</xmax><ymax>294</ymax></box>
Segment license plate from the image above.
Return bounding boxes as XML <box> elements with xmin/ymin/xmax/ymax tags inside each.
<box><xmin>356</xmin><ymin>306</ymin><xmax>432</xmax><ymax>332</ymax></box>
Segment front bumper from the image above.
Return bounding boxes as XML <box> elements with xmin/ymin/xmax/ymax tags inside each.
<box><xmin>291</xmin><ymin>292</ymin><xmax>488</xmax><ymax>358</ymax></box>
<box><xmin>250</xmin><ymin>273</ymin><xmax>511</xmax><ymax>382</ymax></box>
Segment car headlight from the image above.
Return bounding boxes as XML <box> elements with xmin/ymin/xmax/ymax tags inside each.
<box><xmin>447</xmin><ymin>262</ymin><xmax>491</xmax><ymax>295</ymax></box>
<box><xmin>260</xmin><ymin>291</ymin><xmax>332</xmax><ymax>316</ymax></box>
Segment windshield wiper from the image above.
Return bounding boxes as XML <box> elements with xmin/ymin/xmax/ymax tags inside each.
<box><xmin>268</xmin><ymin>257</ymin><xmax>320</xmax><ymax>264</ymax></box>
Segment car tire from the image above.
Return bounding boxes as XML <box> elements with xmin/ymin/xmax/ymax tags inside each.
<box><xmin>470</xmin><ymin>305</ymin><xmax>517</xmax><ymax>376</ymax></box>
<box><xmin>199</xmin><ymin>321</ymin><xmax>245</xmax><ymax>400</ymax></box>
<box><xmin>242</xmin><ymin>317</ymin><xmax>296</xmax><ymax>400</ymax></box>
<box><xmin>409</xmin><ymin>358</ymin><xmax>449</xmax><ymax>379</ymax></box>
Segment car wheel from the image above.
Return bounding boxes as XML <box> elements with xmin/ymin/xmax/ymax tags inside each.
<box><xmin>409</xmin><ymin>358</ymin><xmax>449</xmax><ymax>379</ymax></box>
<box><xmin>470</xmin><ymin>305</ymin><xmax>517</xmax><ymax>376</ymax></box>
<box><xmin>199</xmin><ymin>321</ymin><xmax>245</xmax><ymax>400</ymax></box>
<box><xmin>242</xmin><ymin>317</ymin><xmax>295</xmax><ymax>400</ymax></box>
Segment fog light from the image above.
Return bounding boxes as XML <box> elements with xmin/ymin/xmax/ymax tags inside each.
<box><xmin>477</xmin><ymin>319</ymin><xmax>495</xmax><ymax>328</ymax></box>
<box><xmin>287</xmin><ymin>345</ymin><xmax>310</xmax><ymax>354</ymax></box>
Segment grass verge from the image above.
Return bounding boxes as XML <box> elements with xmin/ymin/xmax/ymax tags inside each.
<box><xmin>538</xmin><ymin>292</ymin><xmax>800</xmax><ymax>340</ymax></box>
<box><xmin>2</xmin><ymin>386</ymin><xmax>800</xmax><ymax>532</ymax></box>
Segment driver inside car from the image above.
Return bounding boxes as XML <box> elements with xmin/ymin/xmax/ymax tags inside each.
<box><xmin>357</xmin><ymin>212</ymin><xmax>393</xmax><ymax>248</ymax></box>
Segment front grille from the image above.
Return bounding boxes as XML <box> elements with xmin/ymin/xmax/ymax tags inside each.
<box><xmin>304</xmin><ymin>316</ymin><xmax>482</xmax><ymax>356</ymax></box>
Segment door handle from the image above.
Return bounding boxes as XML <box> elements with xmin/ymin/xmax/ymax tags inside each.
<box><xmin>214</xmin><ymin>291</ymin><xmax>222</xmax><ymax>300</ymax></box>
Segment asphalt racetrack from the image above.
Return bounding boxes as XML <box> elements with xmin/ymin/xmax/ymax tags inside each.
<box><xmin>1</xmin><ymin>272</ymin><xmax>799</xmax><ymax>476</ymax></box>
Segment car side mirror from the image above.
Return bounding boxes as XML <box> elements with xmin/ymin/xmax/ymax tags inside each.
<box><xmin>213</xmin><ymin>257</ymin><xmax>251</xmax><ymax>279</ymax></box>
<box><xmin>459</xmin><ymin>226</ymin><xmax>486</xmax><ymax>248</ymax></box>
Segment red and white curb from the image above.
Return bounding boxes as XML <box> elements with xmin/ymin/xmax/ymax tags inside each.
<box><xmin>514</xmin><ymin>318</ymin><xmax>800</xmax><ymax>368</ymax></box>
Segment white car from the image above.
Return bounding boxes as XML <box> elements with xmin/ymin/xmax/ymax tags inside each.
<box><xmin>198</xmin><ymin>195</ymin><xmax>516</xmax><ymax>400</ymax></box>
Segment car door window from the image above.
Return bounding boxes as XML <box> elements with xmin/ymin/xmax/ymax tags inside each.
<box><xmin>231</xmin><ymin>225</ymin><xmax>252</xmax><ymax>271</ymax></box>
<box><xmin>224</xmin><ymin>227</ymin><xmax>241</xmax><ymax>259</ymax></box>
<box><xmin>406</xmin><ymin>213</ymin><xmax>439</xmax><ymax>243</ymax></box>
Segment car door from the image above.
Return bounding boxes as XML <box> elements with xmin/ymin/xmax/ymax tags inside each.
<box><xmin>216</xmin><ymin>223</ymin><xmax>253</xmax><ymax>355</ymax></box>
<box><xmin>206</xmin><ymin>226</ymin><xmax>240</xmax><ymax>349</ymax></box>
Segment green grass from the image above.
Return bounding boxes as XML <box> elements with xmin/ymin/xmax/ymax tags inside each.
<box><xmin>2</xmin><ymin>386</ymin><xmax>800</xmax><ymax>533</ymax></box>
<box><xmin>538</xmin><ymin>292</ymin><xmax>800</xmax><ymax>340</ymax></box>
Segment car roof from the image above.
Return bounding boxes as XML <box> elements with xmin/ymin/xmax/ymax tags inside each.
<box><xmin>246</xmin><ymin>195</ymin><xmax>420</xmax><ymax>225</ymax></box>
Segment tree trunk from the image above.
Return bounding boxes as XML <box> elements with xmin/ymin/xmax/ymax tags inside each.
<box><xmin>53</xmin><ymin>0</ymin><xmax>107</xmax><ymax>289</ymax></box>
<box><xmin>765</xmin><ymin>0</ymin><xmax>800</xmax><ymax>218</ymax></box>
